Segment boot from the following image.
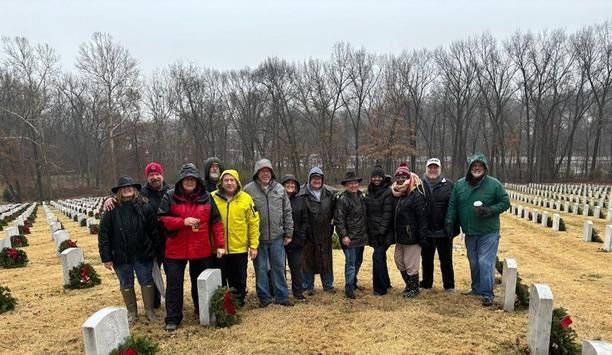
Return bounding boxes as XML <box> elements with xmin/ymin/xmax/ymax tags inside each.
<box><xmin>404</xmin><ymin>274</ymin><xmax>420</xmax><ymax>298</ymax></box>
<box><xmin>120</xmin><ymin>288</ymin><xmax>138</xmax><ymax>323</ymax></box>
<box><xmin>400</xmin><ymin>271</ymin><xmax>410</xmax><ymax>295</ymax></box>
<box><xmin>141</xmin><ymin>284</ymin><xmax>158</xmax><ymax>322</ymax></box>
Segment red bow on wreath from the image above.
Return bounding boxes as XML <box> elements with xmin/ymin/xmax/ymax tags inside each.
<box><xmin>7</xmin><ymin>248</ymin><xmax>18</xmax><ymax>260</ymax></box>
<box><xmin>560</xmin><ymin>315</ymin><xmax>573</xmax><ymax>329</ymax></box>
<box><xmin>80</xmin><ymin>266</ymin><xmax>91</xmax><ymax>283</ymax></box>
<box><xmin>223</xmin><ymin>289</ymin><xmax>236</xmax><ymax>316</ymax></box>
<box><xmin>118</xmin><ymin>347</ymin><xmax>136</xmax><ymax>355</ymax></box>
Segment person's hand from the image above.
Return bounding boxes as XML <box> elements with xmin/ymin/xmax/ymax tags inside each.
<box><xmin>342</xmin><ymin>236</ymin><xmax>351</xmax><ymax>247</ymax></box>
<box><xmin>104</xmin><ymin>261</ymin><xmax>113</xmax><ymax>271</ymax></box>
<box><xmin>184</xmin><ymin>217</ymin><xmax>200</xmax><ymax>226</ymax></box>
<box><xmin>249</xmin><ymin>248</ymin><xmax>258</xmax><ymax>260</ymax></box>
<box><xmin>475</xmin><ymin>206</ymin><xmax>492</xmax><ymax>218</ymax></box>
<box><xmin>103</xmin><ymin>198</ymin><xmax>117</xmax><ymax>212</ymax></box>
<box><xmin>445</xmin><ymin>224</ymin><xmax>454</xmax><ymax>239</ymax></box>
<box><xmin>216</xmin><ymin>248</ymin><xmax>226</xmax><ymax>258</ymax></box>
<box><xmin>283</xmin><ymin>235</ymin><xmax>292</xmax><ymax>246</ymax></box>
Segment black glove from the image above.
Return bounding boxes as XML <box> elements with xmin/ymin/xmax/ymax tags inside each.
<box><xmin>475</xmin><ymin>206</ymin><xmax>492</xmax><ymax>218</ymax></box>
<box><xmin>445</xmin><ymin>224</ymin><xmax>454</xmax><ymax>239</ymax></box>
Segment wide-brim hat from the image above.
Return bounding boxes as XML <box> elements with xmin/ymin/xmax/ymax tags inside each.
<box><xmin>111</xmin><ymin>176</ymin><xmax>142</xmax><ymax>193</ymax></box>
<box><xmin>340</xmin><ymin>171</ymin><xmax>362</xmax><ymax>185</ymax></box>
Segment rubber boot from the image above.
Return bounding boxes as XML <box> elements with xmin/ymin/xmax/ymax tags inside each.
<box><xmin>120</xmin><ymin>288</ymin><xmax>138</xmax><ymax>323</ymax></box>
<box><xmin>404</xmin><ymin>273</ymin><xmax>420</xmax><ymax>298</ymax></box>
<box><xmin>141</xmin><ymin>284</ymin><xmax>158</xmax><ymax>322</ymax></box>
<box><xmin>400</xmin><ymin>271</ymin><xmax>410</xmax><ymax>296</ymax></box>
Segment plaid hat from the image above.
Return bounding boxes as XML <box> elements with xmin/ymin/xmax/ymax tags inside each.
<box><xmin>426</xmin><ymin>158</ymin><xmax>441</xmax><ymax>167</ymax></box>
<box><xmin>145</xmin><ymin>162</ymin><xmax>164</xmax><ymax>176</ymax></box>
<box><xmin>394</xmin><ymin>162</ymin><xmax>410</xmax><ymax>177</ymax></box>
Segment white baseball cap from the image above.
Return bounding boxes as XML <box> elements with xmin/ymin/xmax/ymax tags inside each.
<box><xmin>426</xmin><ymin>158</ymin><xmax>441</xmax><ymax>167</ymax></box>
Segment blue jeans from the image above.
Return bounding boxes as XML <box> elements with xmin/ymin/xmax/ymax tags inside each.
<box><xmin>303</xmin><ymin>271</ymin><xmax>334</xmax><ymax>290</ymax></box>
<box><xmin>343</xmin><ymin>247</ymin><xmax>364</xmax><ymax>292</ymax></box>
<box><xmin>253</xmin><ymin>237</ymin><xmax>289</xmax><ymax>303</ymax></box>
<box><xmin>372</xmin><ymin>244</ymin><xmax>391</xmax><ymax>294</ymax></box>
<box><xmin>464</xmin><ymin>232</ymin><xmax>500</xmax><ymax>299</ymax></box>
<box><xmin>114</xmin><ymin>261</ymin><xmax>154</xmax><ymax>289</ymax></box>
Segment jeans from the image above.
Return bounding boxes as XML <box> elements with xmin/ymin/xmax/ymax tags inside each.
<box><xmin>421</xmin><ymin>237</ymin><xmax>455</xmax><ymax>290</ymax></box>
<box><xmin>464</xmin><ymin>231</ymin><xmax>500</xmax><ymax>300</ymax></box>
<box><xmin>343</xmin><ymin>246</ymin><xmax>364</xmax><ymax>292</ymax></box>
<box><xmin>286</xmin><ymin>249</ymin><xmax>304</xmax><ymax>297</ymax></box>
<box><xmin>302</xmin><ymin>271</ymin><xmax>334</xmax><ymax>290</ymax></box>
<box><xmin>372</xmin><ymin>244</ymin><xmax>391</xmax><ymax>294</ymax></box>
<box><xmin>164</xmin><ymin>257</ymin><xmax>210</xmax><ymax>325</ymax></box>
<box><xmin>114</xmin><ymin>261</ymin><xmax>154</xmax><ymax>289</ymax></box>
<box><xmin>253</xmin><ymin>237</ymin><xmax>289</xmax><ymax>303</ymax></box>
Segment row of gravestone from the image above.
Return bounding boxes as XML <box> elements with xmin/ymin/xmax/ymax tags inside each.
<box><xmin>508</xmin><ymin>190</ymin><xmax>612</xmax><ymax>221</ymax></box>
<box><xmin>506</xmin><ymin>183</ymin><xmax>611</xmax><ymax>209</ymax></box>
<box><xmin>507</xmin><ymin>182</ymin><xmax>612</xmax><ymax>199</ymax></box>
<box><xmin>509</xmin><ymin>204</ymin><xmax>612</xmax><ymax>251</ymax></box>
<box><xmin>0</xmin><ymin>203</ymin><xmax>37</xmax><ymax>249</ymax></box>
<box><xmin>499</xmin><ymin>258</ymin><xmax>612</xmax><ymax>354</ymax></box>
<box><xmin>51</xmin><ymin>198</ymin><xmax>103</xmax><ymax>221</ymax></box>
<box><xmin>49</xmin><ymin>200</ymin><xmax>99</xmax><ymax>230</ymax></box>
<box><xmin>81</xmin><ymin>269</ymin><xmax>223</xmax><ymax>355</ymax></box>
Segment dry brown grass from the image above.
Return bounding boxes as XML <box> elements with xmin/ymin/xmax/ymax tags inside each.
<box><xmin>0</xmin><ymin>208</ymin><xmax>610</xmax><ymax>354</ymax></box>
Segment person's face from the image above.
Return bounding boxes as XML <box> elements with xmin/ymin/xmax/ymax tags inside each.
<box><xmin>310</xmin><ymin>175</ymin><xmax>323</xmax><ymax>189</ymax></box>
<box><xmin>470</xmin><ymin>161</ymin><xmax>485</xmax><ymax>178</ymax></box>
<box><xmin>426</xmin><ymin>164</ymin><xmax>441</xmax><ymax>180</ymax></box>
<box><xmin>221</xmin><ymin>174</ymin><xmax>238</xmax><ymax>195</ymax></box>
<box><xmin>182</xmin><ymin>176</ymin><xmax>197</xmax><ymax>192</ymax></box>
<box><xmin>258</xmin><ymin>167</ymin><xmax>272</xmax><ymax>185</ymax></box>
<box><xmin>283</xmin><ymin>180</ymin><xmax>297</xmax><ymax>195</ymax></box>
<box><xmin>345</xmin><ymin>180</ymin><xmax>360</xmax><ymax>193</ymax></box>
<box><xmin>147</xmin><ymin>172</ymin><xmax>163</xmax><ymax>190</ymax></box>
<box><xmin>371</xmin><ymin>175</ymin><xmax>383</xmax><ymax>186</ymax></box>
<box><xmin>209</xmin><ymin>163</ymin><xmax>221</xmax><ymax>181</ymax></box>
<box><xmin>395</xmin><ymin>174</ymin><xmax>408</xmax><ymax>184</ymax></box>
<box><xmin>120</xmin><ymin>186</ymin><xmax>135</xmax><ymax>200</ymax></box>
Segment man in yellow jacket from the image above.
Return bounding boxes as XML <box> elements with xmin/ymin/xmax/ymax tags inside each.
<box><xmin>211</xmin><ymin>169</ymin><xmax>260</xmax><ymax>306</ymax></box>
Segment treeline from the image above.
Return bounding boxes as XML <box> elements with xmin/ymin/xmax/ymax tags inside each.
<box><xmin>1</xmin><ymin>23</ymin><xmax>611</xmax><ymax>201</ymax></box>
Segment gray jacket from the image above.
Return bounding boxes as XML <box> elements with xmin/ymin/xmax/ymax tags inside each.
<box><xmin>243</xmin><ymin>159</ymin><xmax>294</xmax><ymax>242</ymax></box>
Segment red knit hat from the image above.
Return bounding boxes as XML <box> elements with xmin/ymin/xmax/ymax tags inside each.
<box><xmin>394</xmin><ymin>162</ymin><xmax>410</xmax><ymax>177</ymax></box>
<box><xmin>145</xmin><ymin>162</ymin><xmax>164</xmax><ymax>176</ymax></box>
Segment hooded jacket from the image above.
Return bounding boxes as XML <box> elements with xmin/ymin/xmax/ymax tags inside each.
<box><xmin>444</xmin><ymin>153</ymin><xmax>510</xmax><ymax>235</ymax></box>
<box><xmin>243</xmin><ymin>159</ymin><xmax>294</xmax><ymax>242</ymax></box>
<box><xmin>211</xmin><ymin>170</ymin><xmax>260</xmax><ymax>254</ymax></box>
<box><xmin>281</xmin><ymin>174</ymin><xmax>310</xmax><ymax>251</ymax></box>
<box><xmin>335</xmin><ymin>189</ymin><xmax>368</xmax><ymax>248</ymax></box>
<box><xmin>366</xmin><ymin>176</ymin><xmax>395</xmax><ymax>247</ymax></box>
<box><xmin>158</xmin><ymin>163</ymin><xmax>225</xmax><ymax>259</ymax></box>
<box><xmin>203</xmin><ymin>157</ymin><xmax>225</xmax><ymax>193</ymax></box>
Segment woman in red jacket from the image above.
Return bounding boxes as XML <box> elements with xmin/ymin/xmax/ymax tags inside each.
<box><xmin>158</xmin><ymin>163</ymin><xmax>225</xmax><ymax>331</ymax></box>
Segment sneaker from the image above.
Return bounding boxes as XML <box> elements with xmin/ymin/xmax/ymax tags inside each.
<box><xmin>481</xmin><ymin>297</ymin><xmax>493</xmax><ymax>307</ymax></box>
<box><xmin>373</xmin><ymin>290</ymin><xmax>386</xmax><ymax>296</ymax></box>
<box><xmin>345</xmin><ymin>290</ymin><xmax>356</xmax><ymax>299</ymax></box>
<box><xmin>165</xmin><ymin>323</ymin><xmax>177</xmax><ymax>332</ymax></box>
<box><xmin>279</xmin><ymin>300</ymin><xmax>294</xmax><ymax>307</ymax></box>
<box><xmin>295</xmin><ymin>294</ymin><xmax>306</xmax><ymax>302</ymax></box>
<box><xmin>323</xmin><ymin>288</ymin><xmax>336</xmax><ymax>294</ymax></box>
<box><xmin>259</xmin><ymin>300</ymin><xmax>272</xmax><ymax>308</ymax></box>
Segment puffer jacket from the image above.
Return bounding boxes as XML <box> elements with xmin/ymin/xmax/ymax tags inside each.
<box><xmin>203</xmin><ymin>157</ymin><xmax>224</xmax><ymax>193</ymax></box>
<box><xmin>393</xmin><ymin>184</ymin><xmax>429</xmax><ymax>246</ymax></box>
<box><xmin>334</xmin><ymin>190</ymin><xmax>368</xmax><ymax>248</ymax></box>
<box><xmin>243</xmin><ymin>159</ymin><xmax>294</xmax><ymax>241</ymax></box>
<box><xmin>211</xmin><ymin>170</ymin><xmax>260</xmax><ymax>254</ymax></box>
<box><xmin>366</xmin><ymin>177</ymin><xmax>394</xmax><ymax>247</ymax></box>
<box><xmin>281</xmin><ymin>175</ymin><xmax>310</xmax><ymax>251</ymax></box>
<box><xmin>444</xmin><ymin>153</ymin><xmax>510</xmax><ymax>235</ymax></box>
<box><xmin>158</xmin><ymin>163</ymin><xmax>225</xmax><ymax>259</ymax></box>
<box><xmin>422</xmin><ymin>175</ymin><xmax>459</xmax><ymax>238</ymax></box>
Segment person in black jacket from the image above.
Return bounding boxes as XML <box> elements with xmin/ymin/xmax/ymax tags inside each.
<box><xmin>335</xmin><ymin>171</ymin><xmax>368</xmax><ymax>299</ymax></box>
<box><xmin>281</xmin><ymin>175</ymin><xmax>310</xmax><ymax>301</ymax></box>
<box><xmin>366</xmin><ymin>165</ymin><xmax>394</xmax><ymax>296</ymax></box>
<box><xmin>420</xmin><ymin>158</ymin><xmax>458</xmax><ymax>292</ymax></box>
<box><xmin>391</xmin><ymin>163</ymin><xmax>429</xmax><ymax>298</ymax></box>
<box><xmin>98</xmin><ymin>176</ymin><xmax>159</xmax><ymax>323</ymax></box>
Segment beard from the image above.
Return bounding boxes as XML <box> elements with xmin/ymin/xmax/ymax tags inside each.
<box><xmin>471</xmin><ymin>169</ymin><xmax>484</xmax><ymax>178</ymax></box>
<box><xmin>149</xmin><ymin>179</ymin><xmax>162</xmax><ymax>189</ymax></box>
<box><xmin>209</xmin><ymin>172</ymin><xmax>220</xmax><ymax>180</ymax></box>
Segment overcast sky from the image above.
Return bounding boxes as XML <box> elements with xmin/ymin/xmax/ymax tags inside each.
<box><xmin>1</xmin><ymin>0</ymin><xmax>611</xmax><ymax>75</ymax></box>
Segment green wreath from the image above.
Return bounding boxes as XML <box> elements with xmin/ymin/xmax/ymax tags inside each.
<box><xmin>89</xmin><ymin>224</ymin><xmax>99</xmax><ymax>235</ymax></box>
<box><xmin>65</xmin><ymin>262</ymin><xmax>101</xmax><ymax>289</ymax></box>
<box><xmin>110</xmin><ymin>335</ymin><xmax>159</xmax><ymax>355</ymax></box>
<box><xmin>0</xmin><ymin>285</ymin><xmax>17</xmax><ymax>314</ymax></box>
<box><xmin>58</xmin><ymin>239</ymin><xmax>78</xmax><ymax>254</ymax></box>
<box><xmin>210</xmin><ymin>286</ymin><xmax>241</xmax><ymax>327</ymax></box>
<box><xmin>550</xmin><ymin>307</ymin><xmax>581</xmax><ymax>354</ymax></box>
<box><xmin>10</xmin><ymin>235</ymin><xmax>29</xmax><ymax>247</ymax></box>
<box><xmin>0</xmin><ymin>248</ymin><xmax>28</xmax><ymax>268</ymax></box>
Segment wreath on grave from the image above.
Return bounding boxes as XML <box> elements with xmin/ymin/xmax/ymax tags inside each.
<box><xmin>88</xmin><ymin>211</ymin><xmax>94</xmax><ymax>217</ymax></box>
<box><xmin>110</xmin><ymin>335</ymin><xmax>159</xmax><ymax>355</ymax></box>
<box><xmin>210</xmin><ymin>286</ymin><xmax>241</xmax><ymax>328</ymax></box>
<box><xmin>65</xmin><ymin>262</ymin><xmax>101</xmax><ymax>289</ymax></box>
<box><xmin>0</xmin><ymin>217</ymin><xmax>6</xmax><ymax>227</ymax></box>
<box><xmin>590</xmin><ymin>228</ymin><xmax>603</xmax><ymax>243</ymax></box>
<box><xmin>10</xmin><ymin>234</ymin><xmax>28</xmax><ymax>247</ymax></box>
<box><xmin>0</xmin><ymin>248</ymin><xmax>28</xmax><ymax>268</ymax></box>
<box><xmin>0</xmin><ymin>285</ymin><xmax>17</xmax><ymax>314</ymax></box>
<box><xmin>95</xmin><ymin>211</ymin><xmax>101</xmax><ymax>219</ymax></box>
<box><xmin>18</xmin><ymin>225</ymin><xmax>30</xmax><ymax>235</ymax></box>
<box><xmin>58</xmin><ymin>239</ymin><xmax>78</xmax><ymax>254</ymax></box>
<box><xmin>72</xmin><ymin>215</ymin><xmax>78</xmax><ymax>222</ymax></box>
<box><xmin>495</xmin><ymin>257</ymin><xmax>529</xmax><ymax>309</ymax></box>
<box><xmin>89</xmin><ymin>224</ymin><xmax>99</xmax><ymax>235</ymax></box>
<box><xmin>549</xmin><ymin>307</ymin><xmax>581</xmax><ymax>354</ymax></box>
<box><xmin>80</xmin><ymin>219</ymin><xmax>87</xmax><ymax>227</ymax></box>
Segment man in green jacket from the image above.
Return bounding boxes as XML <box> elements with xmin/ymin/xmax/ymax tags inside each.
<box><xmin>445</xmin><ymin>153</ymin><xmax>510</xmax><ymax>306</ymax></box>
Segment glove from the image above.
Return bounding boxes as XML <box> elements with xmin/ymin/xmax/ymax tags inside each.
<box><xmin>475</xmin><ymin>206</ymin><xmax>492</xmax><ymax>218</ymax></box>
<box><xmin>445</xmin><ymin>224</ymin><xmax>454</xmax><ymax>239</ymax></box>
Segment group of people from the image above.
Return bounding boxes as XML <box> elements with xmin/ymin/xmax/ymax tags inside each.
<box><xmin>97</xmin><ymin>153</ymin><xmax>510</xmax><ymax>332</ymax></box>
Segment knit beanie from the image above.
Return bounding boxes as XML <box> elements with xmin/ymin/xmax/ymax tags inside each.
<box><xmin>394</xmin><ymin>162</ymin><xmax>410</xmax><ymax>177</ymax></box>
<box><xmin>371</xmin><ymin>165</ymin><xmax>385</xmax><ymax>178</ymax></box>
<box><xmin>145</xmin><ymin>162</ymin><xmax>164</xmax><ymax>176</ymax></box>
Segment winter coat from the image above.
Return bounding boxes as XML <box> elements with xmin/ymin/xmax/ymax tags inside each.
<box><xmin>422</xmin><ymin>176</ymin><xmax>460</xmax><ymax>238</ymax></box>
<box><xmin>211</xmin><ymin>170</ymin><xmax>260</xmax><ymax>254</ymax></box>
<box><xmin>393</xmin><ymin>184</ymin><xmax>429</xmax><ymax>246</ymax></box>
<box><xmin>98</xmin><ymin>199</ymin><xmax>158</xmax><ymax>265</ymax></box>
<box><xmin>203</xmin><ymin>157</ymin><xmax>224</xmax><ymax>193</ymax></box>
<box><xmin>281</xmin><ymin>175</ymin><xmax>310</xmax><ymax>251</ymax></box>
<box><xmin>158</xmin><ymin>163</ymin><xmax>225</xmax><ymax>260</ymax></box>
<box><xmin>140</xmin><ymin>182</ymin><xmax>171</xmax><ymax>258</ymax></box>
<box><xmin>365</xmin><ymin>177</ymin><xmax>394</xmax><ymax>247</ymax></box>
<box><xmin>335</xmin><ymin>190</ymin><xmax>368</xmax><ymax>248</ymax></box>
<box><xmin>243</xmin><ymin>159</ymin><xmax>294</xmax><ymax>242</ymax></box>
<box><xmin>444</xmin><ymin>153</ymin><xmax>510</xmax><ymax>236</ymax></box>
<box><xmin>299</xmin><ymin>167</ymin><xmax>338</xmax><ymax>274</ymax></box>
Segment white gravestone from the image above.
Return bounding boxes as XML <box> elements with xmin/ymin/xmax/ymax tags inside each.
<box><xmin>552</xmin><ymin>214</ymin><xmax>561</xmax><ymax>232</ymax></box>
<box><xmin>86</xmin><ymin>217</ymin><xmax>97</xmax><ymax>227</ymax></box>
<box><xmin>532</xmin><ymin>210</ymin><xmax>539</xmax><ymax>223</ymax></box>
<box><xmin>593</xmin><ymin>206</ymin><xmax>601</xmax><ymax>219</ymax></box>
<box><xmin>574</xmin><ymin>203</ymin><xmax>580</xmax><ymax>215</ymax></box>
<box><xmin>82</xmin><ymin>307</ymin><xmax>130</xmax><ymax>355</ymax></box>
<box><xmin>501</xmin><ymin>258</ymin><xmax>518</xmax><ymax>312</ymax></box>
<box><xmin>0</xmin><ymin>237</ymin><xmax>11</xmax><ymax>249</ymax></box>
<box><xmin>197</xmin><ymin>268</ymin><xmax>222</xmax><ymax>326</ymax></box>
<box><xmin>582</xmin><ymin>340</ymin><xmax>612</xmax><ymax>355</ymax></box>
<box><xmin>583</xmin><ymin>204</ymin><xmax>590</xmax><ymax>217</ymax></box>
<box><xmin>50</xmin><ymin>222</ymin><xmax>62</xmax><ymax>234</ymax></box>
<box><xmin>527</xmin><ymin>284</ymin><xmax>554</xmax><ymax>355</ymax></box>
<box><xmin>6</xmin><ymin>227</ymin><xmax>19</xmax><ymax>238</ymax></box>
<box><xmin>608</xmin><ymin>208</ymin><xmax>612</xmax><ymax>222</ymax></box>
<box><xmin>604</xmin><ymin>225</ymin><xmax>612</xmax><ymax>252</ymax></box>
<box><xmin>60</xmin><ymin>248</ymin><xmax>84</xmax><ymax>285</ymax></box>
<box><xmin>583</xmin><ymin>221</ymin><xmax>593</xmax><ymax>242</ymax></box>
<box><xmin>53</xmin><ymin>230</ymin><xmax>70</xmax><ymax>254</ymax></box>
<box><xmin>541</xmin><ymin>212</ymin><xmax>549</xmax><ymax>227</ymax></box>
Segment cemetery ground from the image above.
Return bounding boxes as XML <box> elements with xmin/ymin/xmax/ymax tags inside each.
<box><xmin>0</xmin><ymin>208</ymin><xmax>610</xmax><ymax>354</ymax></box>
